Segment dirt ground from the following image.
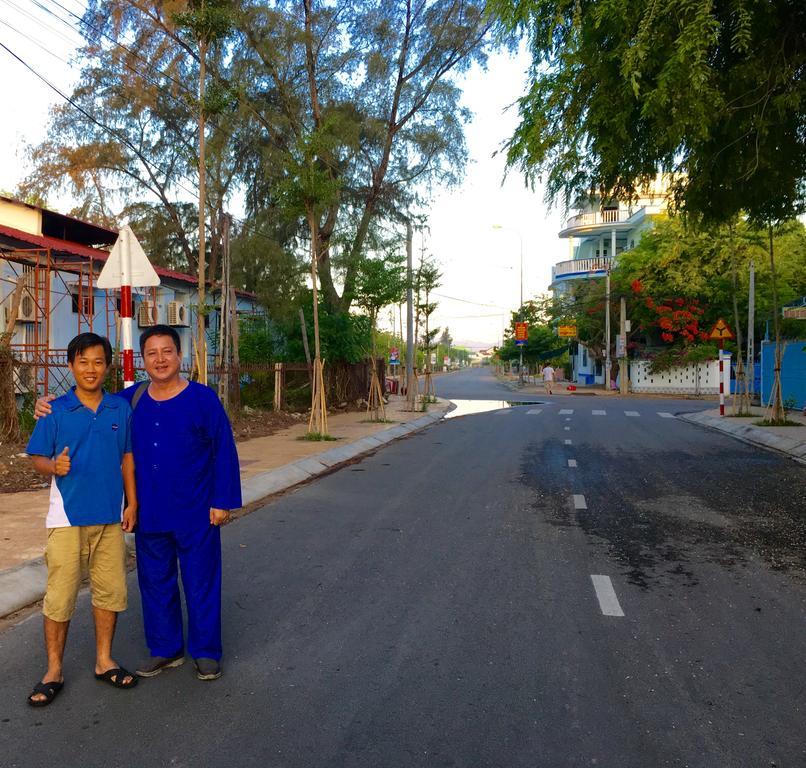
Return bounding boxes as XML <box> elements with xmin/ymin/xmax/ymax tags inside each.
<box><xmin>0</xmin><ymin>407</ymin><xmax>305</xmax><ymax>495</ymax></box>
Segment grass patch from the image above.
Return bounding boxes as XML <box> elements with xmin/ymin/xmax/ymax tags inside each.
<box><xmin>754</xmin><ymin>419</ymin><xmax>802</xmax><ymax>427</ymax></box>
<box><xmin>299</xmin><ymin>432</ymin><xmax>339</xmax><ymax>441</ymax></box>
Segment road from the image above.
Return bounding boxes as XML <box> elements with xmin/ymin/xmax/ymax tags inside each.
<box><xmin>1</xmin><ymin>367</ymin><xmax>804</xmax><ymax>767</ymax></box>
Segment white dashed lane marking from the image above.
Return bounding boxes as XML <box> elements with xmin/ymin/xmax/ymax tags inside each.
<box><xmin>559</xmin><ymin>409</ymin><xmax>574</xmax><ymax>415</ymax></box>
<box><xmin>591</xmin><ymin>575</ymin><xmax>625</xmax><ymax>617</ymax></box>
<box><xmin>564</xmin><ymin>426</ymin><xmax>571</xmax><ymax>431</ymax></box>
<box><xmin>624</xmin><ymin>411</ymin><xmax>640</xmax><ymax>417</ymax></box>
<box><xmin>592</xmin><ymin>410</ymin><xmax>606</xmax><ymax>416</ymax></box>
<box><xmin>564</xmin><ymin>439</ymin><xmax>572</xmax><ymax>445</ymax></box>
<box><xmin>658</xmin><ymin>412</ymin><xmax>675</xmax><ymax>418</ymax></box>
<box><xmin>568</xmin><ymin>459</ymin><xmax>577</xmax><ymax>468</ymax></box>
<box><xmin>527</xmin><ymin>409</ymin><xmax>542</xmax><ymax>415</ymax></box>
<box><xmin>572</xmin><ymin>494</ymin><xmax>587</xmax><ymax>510</ymax></box>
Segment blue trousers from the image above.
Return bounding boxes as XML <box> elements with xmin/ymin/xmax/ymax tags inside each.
<box><xmin>135</xmin><ymin>525</ymin><xmax>222</xmax><ymax>661</ymax></box>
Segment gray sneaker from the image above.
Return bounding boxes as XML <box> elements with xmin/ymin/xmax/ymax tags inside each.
<box><xmin>135</xmin><ymin>654</ymin><xmax>185</xmax><ymax>678</ymax></box>
<box><xmin>194</xmin><ymin>658</ymin><xmax>222</xmax><ymax>681</ymax></box>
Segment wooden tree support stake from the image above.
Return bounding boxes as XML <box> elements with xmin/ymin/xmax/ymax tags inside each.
<box><xmin>308</xmin><ymin>358</ymin><xmax>328</xmax><ymax>436</ymax></box>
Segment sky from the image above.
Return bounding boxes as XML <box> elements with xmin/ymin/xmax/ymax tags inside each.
<box><xmin>0</xmin><ymin>5</ymin><xmax>569</xmax><ymax>349</ymax></box>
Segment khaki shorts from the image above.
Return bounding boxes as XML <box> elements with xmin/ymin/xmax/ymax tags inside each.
<box><xmin>43</xmin><ymin>524</ymin><xmax>127</xmax><ymax>622</ymax></box>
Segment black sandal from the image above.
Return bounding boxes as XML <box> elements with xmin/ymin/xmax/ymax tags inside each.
<box><xmin>28</xmin><ymin>680</ymin><xmax>64</xmax><ymax>707</ymax></box>
<box><xmin>94</xmin><ymin>668</ymin><xmax>138</xmax><ymax>689</ymax></box>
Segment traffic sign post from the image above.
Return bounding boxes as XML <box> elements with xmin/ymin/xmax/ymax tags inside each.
<box><xmin>514</xmin><ymin>322</ymin><xmax>528</xmax><ymax>384</ymax></box>
<box><xmin>709</xmin><ymin>318</ymin><xmax>734</xmax><ymax>416</ymax></box>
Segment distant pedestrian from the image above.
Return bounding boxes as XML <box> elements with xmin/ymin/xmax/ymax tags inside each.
<box><xmin>36</xmin><ymin>325</ymin><xmax>242</xmax><ymax>682</ymax></box>
<box><xmin>542</xmin><ymin>363</ymin><xmax>555</xmax><ymax>395</ymax></box>
<box><xmin>26</xmin><ymin>333</ymin><xmax>138</xmax><ymax>707</ymax></box>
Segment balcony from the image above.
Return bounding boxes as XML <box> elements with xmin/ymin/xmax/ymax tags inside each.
<box><xmin>552</xmin><ymin>257</ymin><xmax>612</xmax><ymax>282</ymax></box>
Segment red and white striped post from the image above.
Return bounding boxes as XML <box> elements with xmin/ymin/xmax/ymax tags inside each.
<box><xmin>97</xmin><ymin>225</ymin><xmax>160</xmax><ymax>386</ymax></box>
<box><xmin>719</xmin><ymin>340</ymin><xmax>725</xmax><ymax>416</ymax></box>
<box><xmin>119</xmin><ymin>227</ymin><xmax>135</xmax><ymax>388</ymax></box>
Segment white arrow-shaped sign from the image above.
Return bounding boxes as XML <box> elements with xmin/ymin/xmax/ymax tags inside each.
<box><xmin>97</xmin><ymin>225</ymin><xmax>160</xmax><ymax>288</ymax></box>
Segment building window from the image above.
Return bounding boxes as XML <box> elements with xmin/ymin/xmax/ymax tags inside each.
<box><xmin>71</xmin><ymin>289</ymin><xmax>94</xmax><ymax>316</ymax></box>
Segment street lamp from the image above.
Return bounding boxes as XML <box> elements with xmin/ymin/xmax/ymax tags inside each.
<box><xmin>492</xmin><ymin>225</ymin><xmax>524</xmax><ymax>385</ymax></box>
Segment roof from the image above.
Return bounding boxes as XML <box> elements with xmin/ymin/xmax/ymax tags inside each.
<box><xmin>0</xmin><ymin>223</ymin><xmax>198</xmax><ymax>286</ymax></box>
<box><xmin>0</xmin><ymin>195</ymin><xmax>118</xmax><ymax>246</ymax></box>
<box><xmin>0</xmin><ymin>195</ymin><xmax>259</xmax><ymax>299</ymax></box>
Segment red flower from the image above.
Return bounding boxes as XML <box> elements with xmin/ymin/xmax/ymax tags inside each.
<box><xmin>699</xmin><ymin>331</ymin><xmax>710</xmax><ymax>341</ymax></box>
<box><xmin>645</xmin><ymin>297</ymin><xmax>655</xmax><ymax>309</ymax></box>
<box><xmin>658</xmin><ymin>317</ymin><xmax>674</xmax><ymax>330</ymax></box>
<box><xmin>657</xmin><ymin>305</ymin><xmax>673</xmax><ymax>315</ymax></box>
<box><xmin>661</xmin><ymin>332</ymin><xmax>674</xmax><ymax>343</ymax></box>
<box><xmin>674</xmin><ymin>298</ymin><xmax>685</xmax><ymax>307</ymax></box>
<box><xmin>631</xmin><ymin>280</ymin><xmax>643</xmax><ymax>294</ymax></box>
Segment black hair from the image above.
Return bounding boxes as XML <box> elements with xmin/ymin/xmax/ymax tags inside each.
<box><xmin>139</xmin><ymin>324</ymin><xmax>181</xmax><ymax>354</ymax></box>
<box><xmin>67</xmin><ymin>333</ymin><xmax>113</xmax><ymax>365</ymax></box>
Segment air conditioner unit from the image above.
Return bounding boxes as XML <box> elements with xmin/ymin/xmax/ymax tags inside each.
<box><xmin>137</xmin><ymin>300</ymin><xmax>158</xmax><ymax>327</ymax></box>
<box><xmin>4</xmin><ymin>291</ymin><xmax>37</xmax><ymax>323</ymax></box>
<box><xmin>167</xmin><ymin>301</ymin><xmax>189</xmax><ymax>326</ymax></box>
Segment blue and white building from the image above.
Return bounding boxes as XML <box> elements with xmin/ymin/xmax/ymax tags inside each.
<box><xmin>549</xmin><ymin>179</ymin><xmax>669</xmax><ymax>384</ymax></box>
<box><xmin>0</xmin><ymin>195</ymin><xmax>261</xmax><ymax>396</ymax></box>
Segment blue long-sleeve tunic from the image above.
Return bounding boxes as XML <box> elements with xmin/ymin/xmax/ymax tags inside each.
<box><xmin>117</xmin><ymin>381</ymin><xmax>242</xmax><ymax>532</ymax></box>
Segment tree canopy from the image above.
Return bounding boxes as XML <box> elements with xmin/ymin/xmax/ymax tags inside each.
<box><xmin>490</xmin><ymin>0</ymin><xmax>806</xmax><ymax>225</ymax></box>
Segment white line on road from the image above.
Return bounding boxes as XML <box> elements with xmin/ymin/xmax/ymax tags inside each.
<box><xmin>559</xmin><ymin>409</ymin><xmax>574</xmax><ymax>415</ymax></box>
<box><xmin>658</xmin><ymin>412</ymin><xmax>675</xmax><ymax>418</ymax></box>
<box><xmin>564</xmin><ymin>439</ymin><xmax>572</xmax><ymax>445</ymax></box>
<box><xmin>568</xmin><ymin>459</ymin><xmax>578</xmax><ymax>468</ymax></box>
<box><xmin>564</xmin><ymin>426</ymin><xmax>571</xmax><ymax>431</ymax></box>
<box><xmin>592</xmin><ymin>410</ymin><xmax>606</xmax><ymax>416</ymax></box>
<box><xmin>572</xmin><ymin>494</ymin><xmax>587</xmax><ymax>510</ymax></box>
<box><xmin>527</xmin><ymin>409</ymin><xmax>542</xmax><ymax>415</ymax></box>
<box><xmin>565</xmin><ymin>417</ymin><xmax>572</xmax><ymax>421</ymax></box>
<box><xmin>591</xmin><ymin>575</ymin><xmax>625</xmax><ymax>617</ymax></box>
<box><xmin>625</xmin><ymin>411</ymin><xmax>640</xmax><ymax>417</ymax></box>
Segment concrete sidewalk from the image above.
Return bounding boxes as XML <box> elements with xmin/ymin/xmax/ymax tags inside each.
<box><xmin>680</xmin><ymin>406</ymin><xmax>806</xmax><ymax>464</ymax></box>
<box><xmin>0</xmin><ymin>396</ymin><xmax>452</xmax><ymax>618</ymax></box>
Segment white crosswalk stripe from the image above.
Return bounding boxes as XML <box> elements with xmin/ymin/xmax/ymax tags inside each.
<box><xmin>592</xmin><ymin>410</ymin><xmax>606</xmax><ymax>416</ymax></box>
<box><xmin>568</xmin><ymin>459</ymin><xmax>577</xmax><ymax>468</ymax></box>
<box><xmin>527</xmin><ymin>409</ymin><xmax>542</xmax><ymax>415</ymax></box>
<box><xmin>559</xmin><ymin>409</ymin><xmax>574</xmax><ymax>415</ymax></box>
<box><xmin>564</xmin><ymin>439</ymin><xmax>572</xmax><ymax>445</ymax></box>
<box><xmin>658</xmin><ymin>412</ymin><xmax>675</xmax><ymax>418</ymax></box>
<box><xmin>624</xmin><ymin>411</ymin><xmax>640</xmax><ymax>417</ymax></box>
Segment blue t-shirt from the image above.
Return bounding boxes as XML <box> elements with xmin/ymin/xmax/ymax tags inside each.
<box><xmin>117</xmin><ymin>381</ymin><xmax>241</xmax><ymax>532</ymax></box>
<box><xmin>26</xmin><ymin>388</ymin><xmax>133</xmax><ymax>528</ymax></box>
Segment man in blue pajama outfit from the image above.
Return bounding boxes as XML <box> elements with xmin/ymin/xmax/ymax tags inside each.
<box><xmin>121</xmin><ymin>325</ymin><xmax>242</xmax><ymax>681</ymax></box>
<box><xmin>37</xmin><ymin>324</ymin><xmax>241</xmax><ymax>681</ymax></box>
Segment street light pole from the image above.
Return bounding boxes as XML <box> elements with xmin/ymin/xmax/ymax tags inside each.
<box><xmin>493</xmin><ymin>225</ymin><xmax>525</xmax><ymax>385</ymax></box>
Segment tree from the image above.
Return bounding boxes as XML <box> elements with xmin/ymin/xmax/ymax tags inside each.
<box><xmin>490</xmin><ymin>0</ymin><xmax>806</xmax><ymax>226</ymax></box>
<box><xmin>235</xmin><ymin>0</ymin><xmax>491</xmax><ymax>313</ymax></box>
<box><xmin>353</xmin><ymin>251</ymin><xmax>407</xmax><ymax>419</ymax></box>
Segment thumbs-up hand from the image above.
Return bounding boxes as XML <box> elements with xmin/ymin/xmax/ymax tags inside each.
<box><xmin>54</xmin><ymin>446</ymin><xmax>71</xmax><ymax>476</ymax></box>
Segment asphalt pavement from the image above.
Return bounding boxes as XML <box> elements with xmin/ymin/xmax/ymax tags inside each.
<box><xmin>1</xmin><ymin>367</ymin><xmax>804</xmax><ymax>767</ymax></box>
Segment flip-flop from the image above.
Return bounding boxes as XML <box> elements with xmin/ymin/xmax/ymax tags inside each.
<box><xmin>94</xmin><ymin>667</ymin><xmax>138</xmax><ymax>689</ymax></box>
<box><xmin>28</xmin><ymin>680</ymin><xmax>64</xmax><ymax>707</ymax></box>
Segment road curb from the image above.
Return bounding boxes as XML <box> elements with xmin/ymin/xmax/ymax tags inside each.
<box><xmin>679</xmin><ymin>411</ymin><xmax>806</xmax><ymax>464</ymax></box>
<box><xmin>0</xmin><ymin>399</ymin><xmax>454</xmax><ymax>619</ymax></box>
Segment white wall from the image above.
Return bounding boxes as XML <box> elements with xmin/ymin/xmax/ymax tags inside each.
<box><xmin>629</xmin><ymin>353</ymin><xmax>731</xmax><ymax>395</ymax></box>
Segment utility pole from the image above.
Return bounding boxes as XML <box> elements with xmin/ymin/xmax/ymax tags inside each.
<box><xmin>405</xmin><ymin>220</ymin><xmax>416</xmax><ymax>411</ymax></box>
<box><xmin>604</xmin><ymin>264</ymin><xmax>612</xmax><ymax>391</ymax></box>
<box><xmin>747</xmin><ymin>259</ymin><xmax>755</xmax><ymax>399</ymax></box>
<box><xmin>196</xmin><ymin>32</ymin><xmax>208</xmax><ymax>385</ymax></box>
<box><xmin>518</xmin><ymin>234</ymin><xmax>524</xmax><ymax>385</ymax></box>
<box><xmin>619</xmin><ymin>295</ymin><xmax>628</xmax><ymax>395</ymax></box>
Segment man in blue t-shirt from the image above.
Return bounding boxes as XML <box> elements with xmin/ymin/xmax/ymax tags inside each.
<box><xmin>26</xmin><ymin>333</ymin><xmax>138</xmax><ymax>707</ymax></box>
<box><xmin>36</xmin><ymin>325</ymin><xmax>242</xmax><ymax>682</ymax></box>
